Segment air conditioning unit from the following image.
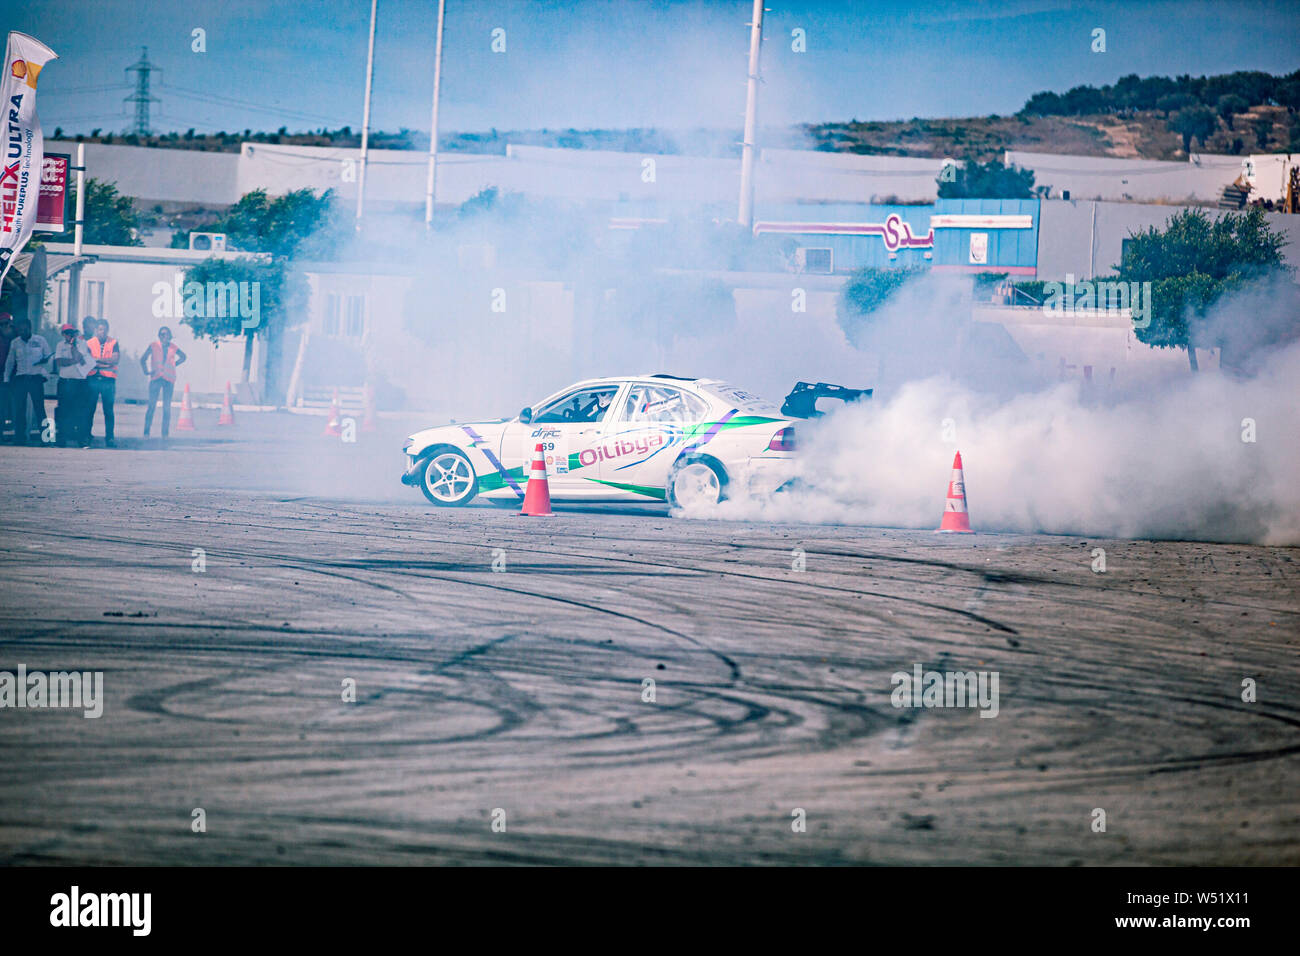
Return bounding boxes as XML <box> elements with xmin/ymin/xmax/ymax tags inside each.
<box><xmin>189</xmin><ymin>232</ymin><xmax>228</xmax><ymax>252</ymax></box>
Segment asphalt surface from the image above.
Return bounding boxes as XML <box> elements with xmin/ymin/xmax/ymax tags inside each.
<box><xmin>1</xmin><ymin>407</ymin><xmax>1297</xmax><ymax>865</ymax></box>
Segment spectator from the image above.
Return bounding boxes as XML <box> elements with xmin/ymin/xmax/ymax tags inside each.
<box><xmin>85</xmin><ymin>318</ymin><xmax>119</xmax><ymax>447</ymax></box>
<box><xmin>3</xmin><ymin>317</ymin><xmax>52</xmax><ymax>445</ymax></box>
<box><xmin>140</xmin><ymin>325</ymin><xmax>186</xmax><ymax>439</ymax></box>
<box><xmin>81</xmin><ymin>315</ymin><xmax>97</xmax><ymax>341</ymax></box>
<box><xmin>53</xmin><ymin>324</ymin><xmax>95</xmax><ymax>448</ymax></box>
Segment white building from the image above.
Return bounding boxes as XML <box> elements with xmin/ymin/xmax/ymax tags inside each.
<box><xmin>1007</xmin><ymin>149</ymin><xmax>1296</xmax><ymax>205</ymax></box>
<box><xmin>40</xmin><ymin>243</ymin><xmax>260</xmax><ymax>402</ymax></box>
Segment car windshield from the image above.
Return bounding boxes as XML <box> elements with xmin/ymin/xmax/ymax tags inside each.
<box><xmin>532</xmin><ymin>386</ymin><xmax>621</xmax><ymax>423</ymax></box>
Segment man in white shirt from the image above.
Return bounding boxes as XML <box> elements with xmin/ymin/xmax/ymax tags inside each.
<box><xmin>54</xmin><ymin>324</ymin><xmax>96</xmax><ymax>448</ymax></box>
<box><xmin>3</xmin><ymin>318</ymin><xmax>52</xmax><ymax>445</ymax></box>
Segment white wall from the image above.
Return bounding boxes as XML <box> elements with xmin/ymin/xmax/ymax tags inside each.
<box><xmin>43</xmin><ymin>253</ymin><xmax>250</xmax><ymax>401</ymax></box>
<box><xmin>972</xmin><ymin>304</ymin><xmax>1218</xmax><ymax>382</ymax></box>
<box><xmin>237</xmin><ymin>143</ymin><xmax>511</xmax><ymax>208</ymax></box>
<box><xmin>51</xmin><ymin>141</ymin><xmax>240</xmax><ymax>206</ymax></box>
<box><xmin>758</xmin><ymin>149</ymin><xmax>953</xmax><ymax>204</ymax></box>
<box><xmin>1007</xmin><ymin>150</ymin><xmax>1242</xmax><ymax>203</ymax></box>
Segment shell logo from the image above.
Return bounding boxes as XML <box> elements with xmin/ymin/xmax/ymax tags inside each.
<box><xmin>11</xmin><ymin>60</ymin><xmax>26</xmax><ymax>79</ymax></box>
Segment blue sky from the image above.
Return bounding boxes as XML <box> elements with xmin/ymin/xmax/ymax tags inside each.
<box><xmin>7</xmin><ymin>0</ymin><xmax>1299</xmax><ymax>136</ymax></box>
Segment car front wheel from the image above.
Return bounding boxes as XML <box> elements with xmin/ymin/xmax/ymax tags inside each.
<box><xmin>419</xmin><ymin>448</ymin><xmax>479</xmax><ymax>506</ymax></box>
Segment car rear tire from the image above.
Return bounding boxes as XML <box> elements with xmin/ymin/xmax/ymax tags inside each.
<box><xmin>668</xmin><ymin>458</ymin><xmax>727</xmax><ymax>509</ymax></box>
<box><xmin>419</xmin><ymin>447</ymin><xmax>479</xmax><ymax>507</ymax></box>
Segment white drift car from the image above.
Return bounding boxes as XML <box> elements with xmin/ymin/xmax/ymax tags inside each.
<box><xmin>400</xmin><ymin>375</ymin><xmax>859</xmax><ymax>510</ymax></box>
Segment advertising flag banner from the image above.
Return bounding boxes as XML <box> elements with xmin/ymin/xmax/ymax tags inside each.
<box><xmin>0</xmin><ymin>32</ymin><xmax>58</xmax><ymax>287</ymax></box>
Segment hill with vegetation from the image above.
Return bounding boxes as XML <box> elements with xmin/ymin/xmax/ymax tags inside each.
<box><xmin>48</xmin><ymin>68</ymin><xmax>1300</xmax><ymax>162</ymax></box>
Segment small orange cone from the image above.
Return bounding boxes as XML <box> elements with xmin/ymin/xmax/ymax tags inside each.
<box><xmin>937</xmin><ymin>451</ymin><xmax>973</xmax><ymax>533</ymax></box>
<box><xmin>323</xmin><ymin>387</ymin><xmax>343</xmax><ymax>436</ymax></box>
<box><xmin>175</xmin><ymin>383</ymin><xmax>196</xmax><ymax>431</ymax></box>
<box><xmin>217</xmin><ymin>381</ymin><xmax>236</xmax><ymax>426</ymax></box>
<box><xmin>361</xmin><ymin>384</ymin><xmax>377</xmax><ymax>433</ymax></box>
<box><xmin>518</xmin><ymin>442</ymin><xmax>554</xmax><ymax>516</ymax></box>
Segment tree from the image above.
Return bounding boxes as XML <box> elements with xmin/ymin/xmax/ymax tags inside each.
<box><xmin>1170</xmin><ymin>106</ymin><xmax>1217</xmax><ymax>152</ymax></box>
<box><xmin>1157</xmin><ymin>93</ymin><xmax>1197</xmax><ymax>116</ymax></box>
<box><xmin>457</xmin><ymin>186</ymin><xmax>522</xmax><ymax>221</ymax></box>
<box><xmin>1119</xmin><ymin>208</ymin><xmax>1290</xmax><ymax>371</ymax></box>
<box><xmin>180</xmin><ymin>256</ymin><xmax>305</xmax><ymax>390</ymax></box>
<box><xmin>172</xmin><ymin>188</ymin><xmax>342</xmax><ymax>398</ymax></box>
<box><xmin>172</xmin><ymin>187</ymin><xmax>347</xmax><ymax>259</ymax></box>
<box><xmin>1216</xmin><ymin>94</ymin><xmax>1249</xmax><ymax>130</ymax></box>
<box><xmin>1253</xmin><ymin>117</ymin><xmax>1273</xmax><ymax>150</ymax></box>
<box><xmin>836</xmin><ymin>267</ymin><xmax>926</xmax><ymax>346</ymax></box>
<box><xmin>937</xmin><ymin>158</ymin><xmax>1034</xmax><ymax>199</ymax></box>
<box><xmin>39</xmin><ymin>178</ymin><xmax>142</xmax><ymax>245</ymax></box>
<box><xmin>1017</xmin><ymin>70</ymin><xmax>1291</xmax><ymax>118</ymax></box>
<box><xmin>1278</xmin><ymin>77</ymin><xmax>1300</xmax><ymax>111</ymax></box>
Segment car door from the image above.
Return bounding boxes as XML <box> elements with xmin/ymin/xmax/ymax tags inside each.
<box><xmin>595</xmin><ymin>383</ymin><xmax>710</xmax><ymax>497</ymax></box>
<box><xmin>499</xmin><ymin>383</ymin><xmax>625</xmax><ymax>495</ymax></box>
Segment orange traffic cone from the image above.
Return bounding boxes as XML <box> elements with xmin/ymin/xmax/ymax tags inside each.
<box><xmin>361</xmin><ymin>384</ymin><xmax>377</xmax><ymax>433</ymax></box>
<box><xmin>518</xmin><ymin>442</ymin><xmax>554</xmax><ymax>516</ymax></box>
<box><xmin>323</xmin><ymin>387</ymin><xmax>343</xmax><ymax>436</ymax></box>
<box><xmin>937</xmin><ymin>451</ymin><xmax>973</xmax><ymax>533</ymax></box>
<box><xmin>175</xmin><ymin>383</ymin><xmax>196</xmax><ymax>431</ymax></box>
<box><xmin>217</xmin><ymin>381</ymin><xmax>236</xmax><ymax>426</ymax></box>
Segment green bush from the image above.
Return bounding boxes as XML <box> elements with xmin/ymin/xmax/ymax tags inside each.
<box><xmin>836</xmin><ymin>267</ymin><xmax>925</xmax><ymax>345</ymax></box>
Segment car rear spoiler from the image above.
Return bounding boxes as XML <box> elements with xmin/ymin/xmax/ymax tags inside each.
<box><xmin>780</xmin><ymin>381</ymin><xmax>873</xmax><ymax>419</ymax></box>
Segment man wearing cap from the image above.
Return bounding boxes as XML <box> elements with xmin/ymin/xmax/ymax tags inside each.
<box><xmin>53</xmin><ymin>323</ymin><xmax>96</xmax><ymax>448</ymax></box>
<box><xmin>3</xmin><ymin>317</ymin><xmax>52</xmax><ymax>445</ymax></box>
<box><xmin>85</xmin><ymin>318</ymin><xmax>120</xmax><ymax>447</ymax></box>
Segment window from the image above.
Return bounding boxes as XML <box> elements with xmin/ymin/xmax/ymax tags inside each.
<box><xmin>533</xmin><ymin>386</ymin><xmax>621</xmax><ymax>424</ymax></box>
<box><xmin>800</xmin><ymin>248</ymin><xmax>833</xmax><ymax>274</ymax></box>
<box><xmin>82</xmin><ymin>280</ymin><xmax>106</xmax><ymax>320</ymax></box>
<box><xmin>323</xmin><ymin>294</ymin><xmax>340</xmax><ymax>336</ymax></box>
<box><xmin>622</xmin><ymin>385</ymin><xmax>708</xmax><ymax>424</ymax></box>
<box><xmin>345</xmin><ymin>295</ymin><xmax>365</xmax><ymax>337</ymax></box>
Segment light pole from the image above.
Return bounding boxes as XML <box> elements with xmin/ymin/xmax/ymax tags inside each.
<box><xmin>355</xmin><ymin>0</ymin><xmax>378</xmax><ymax>231</ymax></box>
<box><xmin>737</xmin><ymin>0</ymin><xmax>764</xmax><ymax>228</ymax></box>
<box><xmin>424</xmin><ymin>0</ymin><xmax>447</xmax><ymax>230</ymax></box>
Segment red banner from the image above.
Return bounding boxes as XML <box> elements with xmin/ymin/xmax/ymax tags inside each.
<box><xmin>37</xmin><ymin>152</ymin><xmax>67</xmax><ymax>233</ymax></box>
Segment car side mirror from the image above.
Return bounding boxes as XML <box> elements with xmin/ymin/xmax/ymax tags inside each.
<box><xmin>519</xmin><ymin>407</ymin><xmax>533</xmax><ymax>424</ymax></box>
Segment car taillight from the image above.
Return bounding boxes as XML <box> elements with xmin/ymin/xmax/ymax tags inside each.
<box><xmin>768</xmin><ymin>426</ymin><xmax>796</xmax><ymax>452</ymax></box>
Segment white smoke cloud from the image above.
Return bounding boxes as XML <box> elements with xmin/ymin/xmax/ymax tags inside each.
<box><xmin>704</xmin><ymin>328</ymin><xmax>1300</xmax><ymax>545</ymax></box>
